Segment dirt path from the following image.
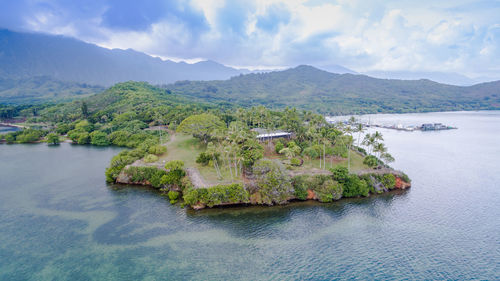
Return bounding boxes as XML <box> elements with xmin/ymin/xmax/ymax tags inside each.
<box><xmin>185</xmin><ymin>167</ymin><xmax>209</xmax><ymax>188</ymax></box>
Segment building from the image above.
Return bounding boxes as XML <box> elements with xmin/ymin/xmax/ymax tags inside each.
<box><xmin>251</xmin><ymin>128</ymin><xmax>292</xmax><ymax>141</ymax></box>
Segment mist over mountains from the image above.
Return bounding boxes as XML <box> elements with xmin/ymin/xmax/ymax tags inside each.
<box><xmin>0</xmin><ymin>29</ymin><xmax>499</xmax><ymax>114</ymax></box>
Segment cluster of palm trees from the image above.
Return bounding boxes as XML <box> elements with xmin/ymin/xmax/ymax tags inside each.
<box><xmin>362</xmin><ymin>131</ymin><xmax>394</xmax><ymax>163</ymax></box>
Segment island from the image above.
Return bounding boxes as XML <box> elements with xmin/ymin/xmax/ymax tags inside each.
<box><xmin>1</xmin><ymin>82</ymin><xmax>411</xmax><ymax>209</ymax></box>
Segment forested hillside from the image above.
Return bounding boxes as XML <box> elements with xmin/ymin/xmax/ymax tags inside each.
<box><xmin>165</xmin><ymin>65</ymin><xmax>500</xmax><ymax>115</ymax></box>
<box><xmin>0</xmin><ymin>76</ymin><xmax>104</xmax><ymax>104</ymax></box>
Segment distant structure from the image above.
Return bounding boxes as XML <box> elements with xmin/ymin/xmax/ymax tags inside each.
<box><xmin>420</xmin><ymin>123</ymin><xmax>453</xmax><ymax>131</ymax></box>
<box><xmin>251</xmin><ymin>128</ymin><xmax>292</xmax><ymax>141</ymax></box>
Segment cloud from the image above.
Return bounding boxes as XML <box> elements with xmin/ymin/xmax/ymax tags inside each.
<box><xmin>0</xmin><ymin>0</ymin><xmax>499</xmax><ymax>78</ymax></box>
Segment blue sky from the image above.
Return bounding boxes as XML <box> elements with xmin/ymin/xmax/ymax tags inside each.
<box><xmin>1</xmin><ymin>0</ymin><xmax>499</xmax><ymax>79</ymax></box>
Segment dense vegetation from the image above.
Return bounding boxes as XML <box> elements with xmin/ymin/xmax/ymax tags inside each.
<box><xmin>0</xmin><ymin>76</ymin><xmax>104</xmax><ymax>104</ymax></box>
<box><xmin>164</xmin><ymin>65</ymin><xmax>500</xmax><ymax>115</ymax></box>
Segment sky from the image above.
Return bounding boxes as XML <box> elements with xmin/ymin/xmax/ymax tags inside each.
<box><xmin>1</xmin><ymin>0</ymin><xmax>500</xmax><ymax>79</ymax></box>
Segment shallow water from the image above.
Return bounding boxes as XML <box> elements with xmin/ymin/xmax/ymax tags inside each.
<box><xmin>0</xmin><ymin>111</ymin><xmax>499</xmax><ymax>280</ymax></box>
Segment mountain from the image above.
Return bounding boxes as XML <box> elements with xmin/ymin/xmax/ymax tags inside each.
<box><xmin>164</xmin><ymin>65</ymin><xmax>500</xmax><ymax>115</ymax></box>
<box><xmin>0</xmin><ymin>76</ymin><xmax>104</xmax><ymax>104</ymax></box>
<box><xmin>316</xmin><ymin>64</ymin><xmax>357</xmax><ymax>74</ymax></box>
<box><xmin>0</xmin><ymin>29</ymin><xmax>250</xmax><ymax>86</ymax></box>
<box><xmin>364</xmin><ymin>70</ymin><xmax>480</xmax><ymax>86</ymax></box>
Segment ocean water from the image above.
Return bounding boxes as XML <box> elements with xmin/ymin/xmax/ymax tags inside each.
<box><xmin>0</xmin><ymin>111</ymin><xmax>499</xmax><ymax>280</ymax></box>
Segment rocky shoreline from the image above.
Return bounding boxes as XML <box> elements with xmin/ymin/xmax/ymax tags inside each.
<box><xmin>116</xmin><ymin>163</ymin><xmax>411</xmax><ymax>210</ymax></box>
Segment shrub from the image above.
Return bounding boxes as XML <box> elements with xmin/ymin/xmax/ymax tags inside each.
<box><xmin>168</xmin><ymin>191</ymin><xmax>180</xmax><ymax>204</ymax></box>
<box><xmin>290</xmin><ymin>157</ymin><xmax>302</xmax><ymax>166</ymax></box>
<box><xmin>74</xmin><ymin>120</ymin><xmax>93</xmax><ymax>132</ymax></box>
<box><xmin>46</xmin><ymin>133</ymin><xmax>60</xmax><ymax>145</ymax></box>
<box><xmin>77</xmin><ymin>132</ymin><xmax>90</xmax><ymax>144</ymax></box>
<box><xmin>182</xmin><ymin>184</ymin><xmax>249</xmax><ymax>207</ymax></box>
<box><xmin>303</xmin><ymin>146</ymin><xmax>319</xmax><ymax>159</ymax></box>
<box><xmin>5</xmin><ymin>133</ymin><xmax>15</xmax><ymax>143</ymax></box>
<box><xmin>363</xmin><ymin>155</ymin><xmax>378</xmax><ymax>168</ymax></box>
<box><xmin>143</xmin><ymin>154</ymin><xmax>159</xmax><ymax>163</ymax></box>
<box><xmin>342</xmin><ymin>175</ymin><xmax>369</xmax><ymax>197</ymax></box>
<box><xmin>148</xmin><ymin>144</ymin><xmax>167</xmax><ymax>155</ymax></box>
<box><xmin>253</xmin><ymin>159</ymin><xmax>293</xmax><ymax>205</ymax></box>
<box><xmin>275</xmin><ymin>140</ymin><xmax>284</xmax><ymax>154</ymax></box>
<box><xmin>56</xmin><ymin>123</ymin><xmax>73</xmax><ymax>135</ymax></box>
<box><xmin>196</xmin><ymin>152</ymin><xmax>211</xmax><ymax>166</ymax></box>
<box><xmin>165</xmin><ymin>160</ymin><xmax>184</xmax><ymax>171</ymax></box>
<box><xmin>124</xmin><ymin>166</ymin><xmax>167</xmax><ymax>188</ymax></box>
<box><xmin>316</xmin><ymin>179</ymin><xmax>342</xmax><ymax>203</ymax></box>
<box><xmin>16</xmin><ymin>129</ymin><xmax>45</xmax><ymax>143</ymax></box>
<box><xmin>331</xmin><ymin>166</ymin><xmax>349</xmax><ymax>183</ymax></box>
<box><xmin>291</xmin><ymin>175</ymin><xmax>309</xmax><ymax>200</ymax></box>
<box><xmin>90</xmin><ymin>131</ymin><xmax>109</xmax><ymax>146</ymax></box>
<box><xmin>382</xmin><ymin>173</ymin><xmax>396</xmax><ymax>189</ymax></box>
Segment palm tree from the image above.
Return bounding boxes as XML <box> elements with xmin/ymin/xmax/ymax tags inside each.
<box><xmin>355</xmin><ymin>123</ymin><xmax>365</xmax><ymax>147</ymax></box>
<box><xmin>373</xmin><ymin>142</ymin><xmax>387</xmax><ymax>159</ymax></box>
<box><xmin>362</xmin><ymin>133</ymin><xmax>376</xmax><ymax>155</ymax></box>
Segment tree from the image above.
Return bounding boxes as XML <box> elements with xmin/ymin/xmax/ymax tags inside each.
<box><xmin>81</xmin><ymin>102</ymin><xmax>89</xmax><ymax>118</ymax></box>
<box><xmin>381</xmin><ymin>152</ymin><xmax>395</xmax><ymax>163</ymax></box>
<box><xmin>5</xmin><ymin>134</ymin><xmax>15</xmax><ymax>143</ymax></box>
<box><xmin>46</xmin><ymin>133</ymin><xmax>60</xmax><ymax>145</ymax></box>
<box><xmin>176</xmin><ymin>113</ymin><xmax>226</xmax><ymax>143</ymax></box>
<box><xmin>355</xmin><ymin>123</ymin><xmax>365</xmax><ymax>147</ymax></box>
<box><xmin>90</xmin><ymin>131</ymin><xmax>109</xmax><ymax>146</ymax></box>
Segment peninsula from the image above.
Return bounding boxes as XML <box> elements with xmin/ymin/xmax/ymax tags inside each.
<box><xmin>1</xmin><ymin>82</ymin><xmax>411</xmax><ymax>209</ymax></box>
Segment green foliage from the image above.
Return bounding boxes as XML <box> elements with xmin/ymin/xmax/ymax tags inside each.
<box><xmin>400</xmin><ymin>172</ymin><xmax>411</xmax><ymax>183</ymax></box>
<box><xmin>182</xmin><ymin>184</ymin><xmax>249</xmax><ymax>207</ymax></box>
<box><xmin>196</xmin><ymin>152</ymin><xmax>211</xmax><ymax>165</ymax></box>
<box><xmin>342</xmin><ymin>175</ymin><xmax>369</xmax><ymax>197</ymax></box>
<box><xmin>316</xmin><ymin>179</ymin><xmax>342</xmax><ymax>203</ymax></box>
<box><xmin>363</xmin><ymin>155</ymin><xmax>379</xmax><ymax>168</ymax></box>
<box><xmin>74</xmin><ymin>120</ymin><xmax>93</xmax><ymax>132</ymax></box>
<box><xmin>291</xmin><ymin>175</ymin><xmax>342</xmax><ymax>202</ymax></box>
<box><xmin>168</xmin><ymin>191</ymin><xmax>180</xmax><ymax>204</ymax></box>
<box><xmin>332</xmin><ymin>144</ymin><xmax>348</xmax><ymax>158</ymax></box>
<box><xmin>331</xmin><ymin>166</ymin><xmax>349</xmax><ymax>183</ymax></box>
<box><xmin>77</xmin><ymin>132</ymin><xmax>90</xmax><ymax>144</ymax></box>
<box><xmin>290</xmin><ymin>157</ymin><xmax>302</xmax><ymax>166</ymax></box>
<box><xmin>56</xmin><ymin>123</ymin><xmax>73</xmax><ymax>135</ymax></box>
<box><xmin>164</xmin><ymin>66</ymin><xmax>500</xmax><ymax>115</ymax></box>
<box><xmin>148</xmin><ymin>144</ymin><xmax>167</xmax><ymax>155</ymax></box>
<box><xmin>90</xmin><ymin>131</ymin><xmax>109</xmax><ymax>146</ymax></box>
<box><xmin>160</xmin><ymin>169</ymin><xmax>186</xmax><ymax>187</ymax></box>
<box><xmin>164</xmin><ymin>160</ymin><xmax>184</xmax><ymax>171</ymax></box>
<box><xmin>303</xmin><ymin>146</ymin><xmax>320</xmax><ymax>159</ymax></box>
<box><xmin>15</xmin><ymin>129</ymin><xmax>45</xmax><ymax>143</ymax></box>
<box><xmin>382</xmin><ymin>173</ymin><xmax>396</xmax><ymax>189</ymax></box>
<box><xmin>46</xmin><ymin>133</ymin><xmax>60</xmax><ymax>145</ymax></box>
<box><xmin>124</xmin><ymin>166</ymin><xmax>167</xmax><ymax>188</ymax></box>
<box><xmin>177</xmin><ymin>113</ymin><xmax>225</xmax><ymax>143</ymax></box>
<box><xmin>291</xmin><ymin>175</ymin><xmax>309</xmax><ymax>200</ymax></box>
<box><xmin>239</xmin><ymin>138</ymin><xmax>264</xmax><ymax>167</ymax></box>
<box><xmin>253</xmin><ymin>159</ymin><xmax>293</xmax><ymax>205</ymax></box>
<box><xmin>143</xmin><ymin>154</ymin><xmax>159</xmax><ymax>163</ymax></box>
<box><xmin>4</xmin><ymin>133</ymin><xmax>15</xmax><ymax>143</ymax></box>
<box><xmin>275</xmin><ymin>140</ymin><xmax>284</xmax><ymax>154</ymax></box>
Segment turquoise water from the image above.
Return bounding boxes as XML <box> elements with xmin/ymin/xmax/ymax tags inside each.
<box><xmin>0</xmin><ymin>111</ymin><xmax>499</xmax><ymax>280</ymax></box>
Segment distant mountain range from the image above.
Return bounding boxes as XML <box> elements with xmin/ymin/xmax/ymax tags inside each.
<box><xmin>0</xmin><ymin>29</ymin><xmax>253</xmax><ymax>86</ymax></box>
<box><xmin>164</xmin><ymin>65</ymin><xmax>500</xmax><ymax>114</ymax></box>
<box><xmin>0</xmin><ymin>29</ymin><xmax>499</xmax><ymax>114</ymax></box>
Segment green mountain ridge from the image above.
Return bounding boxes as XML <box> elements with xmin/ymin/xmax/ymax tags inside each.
<box><xmin>164</xmin><ymin>65</ymin><xmax>500</xmax><ymax>114</ymax></box>
<box><xmin>0</xmin><ymin>76</ymin><xmax>104</xmax><ymax>104</ymax></box>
